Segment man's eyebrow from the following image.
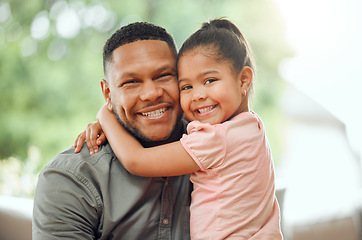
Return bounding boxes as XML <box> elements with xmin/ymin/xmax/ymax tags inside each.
<box><xmin>114</xmin><ymin>72</ymin><xmax>139</xmax><ymax>87</ymax></box>
<box><xmin>120</xmin><ymin>72</ymin><xmax>138</xmax><ymax>78</ymax></box>
<box><xmin>116</xmin><ymin>65</ymin><xmax>176</xmax><ymax>85</ymax></box>
<box><xmin>121</xmin><ymin>65</ymin><xmax>176</xmax><ymax>78</ymax></box>
<box><xmin>156</xmin><ymin>64</ymin><xmax>176</xmax><ymax>73</ymax></box>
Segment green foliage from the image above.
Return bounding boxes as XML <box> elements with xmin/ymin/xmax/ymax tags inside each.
<box><xmin>0</xmin><ymin>0</ymin><xmax>293</xmax><ymax>196</ymax></box>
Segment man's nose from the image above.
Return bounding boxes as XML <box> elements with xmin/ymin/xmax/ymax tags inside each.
<box><xmin>139</xmin><ymin>80</ymin><xmax>163</xmax><ymax>101</ymax></box>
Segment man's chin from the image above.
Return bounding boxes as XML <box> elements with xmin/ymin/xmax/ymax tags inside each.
<box><xmin>125</xmin><ymin>121</ymin><xmax>183</xmax><ymax>147</ymax></box>
<box><xmin>132</xmin><ymin>129</ymin><xmax>175</xmax><ymax>147</ymax></box>
<box><xmin>118</xmin><ymin>120</ymin><xmax>174</xmax><ymax>147</ymax></box>
<box><xmin>113</xmin><ymin>108</ymin><xmax>183</xmax><ymax>147</ymax></box>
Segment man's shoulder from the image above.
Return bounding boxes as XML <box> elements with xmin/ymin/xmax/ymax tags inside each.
<box><xmin>44</xmin><ymin>143</ymin><xmax>115</xmax><ymax>174</ymax></box>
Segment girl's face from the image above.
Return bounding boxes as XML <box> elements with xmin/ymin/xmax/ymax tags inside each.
<box><xmin>178</xmin><ymin>49</ymin><xmax>249</xmax><ymax>124</ymax></box>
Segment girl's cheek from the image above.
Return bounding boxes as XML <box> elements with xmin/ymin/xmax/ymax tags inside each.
<box><xmin>180</xmin><ymin>100</ymin><xmax>187</xmax><ymax>113</ymax></box>
<box><xmin>180</xmin><ymin>96</ymin><xmax>190</xmax><ymax>113</ymax></box>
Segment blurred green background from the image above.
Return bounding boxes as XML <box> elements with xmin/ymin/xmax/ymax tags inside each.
<box><xmin>0</xmin><ymin>0</ymin><xmax>292</xmax><ymax>197</ymax></box>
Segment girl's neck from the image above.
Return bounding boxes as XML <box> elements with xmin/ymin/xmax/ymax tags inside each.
<box><xmin>229</xmin><ymin>100</ymin><xmax>249</xmax><ymax>120</ymax></box>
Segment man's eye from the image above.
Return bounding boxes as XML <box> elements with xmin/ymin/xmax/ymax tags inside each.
<box><xmin>160</xmin><ymin>73</ymin><xmax>171</xmax><ymax>77</ymax></box>
<box><xmin>121</xmin><ymin>80</ymin><xmax>138</xmax><ymax>87</ymax></box>
<box><xmin>157</xmin><ymin>73</ymin><xmax>174</xmax><ymax>80</ymax></box>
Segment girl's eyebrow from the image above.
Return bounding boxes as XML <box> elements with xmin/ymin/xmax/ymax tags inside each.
<box><xmin>178</xmin><ymin>70</ymin><xmax>219</xmax><ymax>83</ymax></box>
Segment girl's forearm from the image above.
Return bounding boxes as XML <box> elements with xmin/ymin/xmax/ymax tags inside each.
<box><xmin>97</xmin><ymin>105</ymin><xmax>200</xmax><ymax>177</ymax></box>
<box><xmin>97</xmin><ymin>105</ymin><xmax>145</xmax><ymax>171</ymax></box>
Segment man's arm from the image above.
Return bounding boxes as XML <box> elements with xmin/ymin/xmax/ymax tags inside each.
<box><xmin>33</xmin><ymin>162</ymin><xmax>100</xmax><ymax>239</ymax></box>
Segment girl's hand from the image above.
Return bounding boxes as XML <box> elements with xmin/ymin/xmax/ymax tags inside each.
<box><xmin>74</xmin><ymin>121</ymin><xmax>107</xmax><ymax>155</ymax></box>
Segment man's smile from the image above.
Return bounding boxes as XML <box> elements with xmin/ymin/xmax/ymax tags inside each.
<box><xmin>141</xmin><ymin>107</ymin><xmax>167</xmax><ymax>117</ymax></box>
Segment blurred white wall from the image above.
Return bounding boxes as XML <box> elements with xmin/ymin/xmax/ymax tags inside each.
<box><xmin>276</xmin><ymin>0</ymin><xmax>362</xmax><ymax>161</ymax></box>
<box><xmin>275</xmin><ymin>0</ymin><xmax>362</xmax><ymax>239</ymax></box>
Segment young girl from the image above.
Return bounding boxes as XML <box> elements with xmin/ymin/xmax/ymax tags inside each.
<box><xmin>77</xmin><ymin>19</ymin><xmax>282</xmax><ymax>239</ymax></box>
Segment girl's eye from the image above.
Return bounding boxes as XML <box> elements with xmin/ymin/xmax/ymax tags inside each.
<box><xmin>180</xmin><ymin>85</ymin><xmax>192</xmax><ymax>91</ymax></box>
<box><xmin>205</xmin><ymin>78</ymin><xmax>217</xmax><ymax>84</ymax></box>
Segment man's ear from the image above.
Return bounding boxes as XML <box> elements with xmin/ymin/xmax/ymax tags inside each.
<box><xmin>101</xmin><ymin>79</ymin><xmax>113</xmax><ymax>111</ymax></box>
<box><xmin>239</xmin><ymin>66</ymin><xmax>253</xmax><ymax>94</ymax></box>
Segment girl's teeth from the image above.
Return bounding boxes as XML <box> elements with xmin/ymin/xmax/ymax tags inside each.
<box><xmin>198</xmin><ymin>106</ymin><xmax>214</xmax><ymax>113</ymax></box>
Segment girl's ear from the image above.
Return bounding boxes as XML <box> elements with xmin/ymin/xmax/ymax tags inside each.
<box><xmin>239</xmin><ymin>66</ymin><xmax>253</xmax><ymax>95</ymax></box>
<box><xmin>101</xmin><ymin>79</ymin><xmax>113</xmax><ymax>111</ymax></box>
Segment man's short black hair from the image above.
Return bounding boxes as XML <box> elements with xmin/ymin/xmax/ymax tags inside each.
<box><xmin>103</xmin><ymin>22</ymin><xmax>177</xmax><ymax>76</ymax></box>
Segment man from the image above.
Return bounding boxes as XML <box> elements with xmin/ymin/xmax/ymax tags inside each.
<box><xmin>32</xmin><ymin>22</ymin><xmax>192</xmax><ymax>239</ymax></box>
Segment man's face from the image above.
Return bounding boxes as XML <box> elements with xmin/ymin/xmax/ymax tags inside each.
<box><xmin>103</xmin><ymin>40</ymin><xmax>183</xmax><ymax>142</ymax></box>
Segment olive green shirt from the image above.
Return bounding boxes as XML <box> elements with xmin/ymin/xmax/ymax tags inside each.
<box><xmin>32</xmin><ymin>143</ymin><xmax>191</xmax><ymax>239</ymax></box>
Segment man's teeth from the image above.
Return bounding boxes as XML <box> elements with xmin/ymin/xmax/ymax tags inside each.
<box><xmin>141</xmin><ymin>108</ymin><xmax>166</xmax><ymax>117</ymax></box>
<box><xmin>198</xmin><ymin>106</ymin><xmax>214</xmax><ymax>113</ymax></box>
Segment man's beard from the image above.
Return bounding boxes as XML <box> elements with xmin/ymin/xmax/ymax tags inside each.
<box><xmin>112</xmin><ymin>108</ymin><xmax>183</xmax><ymax>147</ymax></box>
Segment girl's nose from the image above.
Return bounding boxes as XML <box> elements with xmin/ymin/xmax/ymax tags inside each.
<box><xmin>191</xmin><ymin>87</ymin><xmax>206</xmax><ymax>101</ymax></box>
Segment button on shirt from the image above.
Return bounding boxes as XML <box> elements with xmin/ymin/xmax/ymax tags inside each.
<box><xmin>33</xmin><ymin>143</ymin><xmax>192</xmax><ymax>240</ymax></box>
